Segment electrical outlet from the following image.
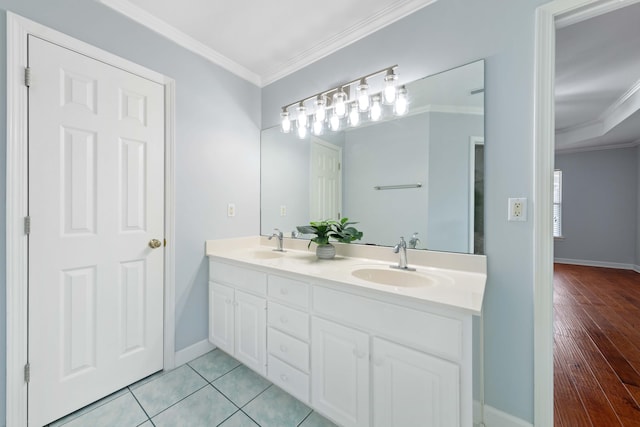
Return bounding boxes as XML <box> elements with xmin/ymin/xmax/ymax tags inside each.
<box><xmin>280</xmin><ymin>205</ymin><xmax>287</xmax><ymax>216</ymax></box>
<box><xmin>227</xmin><ymin>203</ymin><xmax>236</xmax><ymax>217</ymax></box>
<box><xmin>508</xmin><ymin>198</ymin><xmax>527</xmax><ymax>221</ymax></box>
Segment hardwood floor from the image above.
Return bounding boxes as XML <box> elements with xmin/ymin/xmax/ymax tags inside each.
<box><xmin>554</xmin><ymin>263</ymin><xmax>640</xmax><ymax>426</ymax></box>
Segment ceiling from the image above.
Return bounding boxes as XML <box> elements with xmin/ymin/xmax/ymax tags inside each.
<box><xmin>555</xmin><ymin>1</ymin><xmax>640</xmax><ymax>152</ymax></box>
<box><xmin>99</xmin><ymin>0</ymin><xmax>437</xmax><ymax>87</ymax></box>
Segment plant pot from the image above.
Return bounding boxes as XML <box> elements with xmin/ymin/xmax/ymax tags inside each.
<box><xmin>315</xmin><ymin>243</ymin><xmax>336</xmax><ymax>260</ymax></box>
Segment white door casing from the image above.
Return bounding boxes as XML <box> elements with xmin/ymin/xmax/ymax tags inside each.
<box><xmin>6</xmin><ymin>13</ymin><xmax>176</xmax><ymax>427</ymax></box>
<box><xmin>310</xmin><ymin>138</ymin><xmax>342</xmax><ymax>221</ymax></box>
<box><xmin>28</xmin><ymin>35</ymin><xmax>165</xmax><ymax>426</ymax></box>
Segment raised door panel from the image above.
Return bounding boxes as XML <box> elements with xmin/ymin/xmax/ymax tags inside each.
<box><xmin>372</xmin><ymin>338</ymin><xmax>460</xmax><ymax>427</ymax></box>
<box><xmin>209</xmin><ymin>282</ymin><xmax>235</xmax><ymax>355</ymax></box>
<box><xmin>311</xmin><ymin>317</ymin><xmax>369</xmax><ymax>427</ymax></box>
<box><xmin>235</xmin><ymin>290</ymin><xmax>267</xmax><ymax>375</ymax></box>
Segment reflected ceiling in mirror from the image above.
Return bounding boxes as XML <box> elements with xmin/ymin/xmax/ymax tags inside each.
<box><xmin>261</xmin><ymin>60</ymin><xmax>485</xmax><ymax>254</ymax></box>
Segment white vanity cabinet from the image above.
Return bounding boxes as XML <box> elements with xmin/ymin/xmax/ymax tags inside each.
<box><xmin>208</xmin><ymin>261</ymin><xmax>267</xmax><ymax>375</ymax></box>
<box><xmin>208</xmin><ymin>255</ymin><xmax>476</xmax><ymax>427</ymax></box>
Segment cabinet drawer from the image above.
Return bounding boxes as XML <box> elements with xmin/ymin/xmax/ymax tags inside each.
<box><xmin>313</xmin><ymin>286</ymin><xmax>463</xmax><ymax>361</ymax></box>
<box><xmin>268</xmin><ymin>275</ymin><xmax>309</xmax><ymax>309</ymax></box>
<box><xmin>268</xmin><ymin>355</ymin><xmax>309</xmax><ymax>404</ymax></box>
<box><xmin>268</xmin><ymin>327</ymin><xmax>309</xmax><ymax>372</ymax></box>
<box><xmin>209</xmin><ymin>260</ymin><xmax>267</xmax><ymax>295</ymax></box>
<box><xmin>268</xmin><ymin>302</ymin><xmax>309</xmax><ymax>341</ymax></box>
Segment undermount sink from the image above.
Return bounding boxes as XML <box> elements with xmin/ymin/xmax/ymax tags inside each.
<box><xmin>246</xmin><ymin>250</ymin><xmax>285</xmax><ymax>259</ymax></box>
<box><xmin>351</xmin><ymin>267</ymin><xmax>437</xmax><ymax>287</ymax></box>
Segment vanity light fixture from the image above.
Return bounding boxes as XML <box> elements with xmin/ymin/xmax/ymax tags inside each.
<box><xmin>279</xmin><ymin>65</ymin><xmax>407</xmax><ymax>138</ymax></box>
<box><xmin>280</xmin><ymin>109</ymin><xmax>291</xmax><ymax>133</ymax></box>
<box><xmin>383</xmin><ymin>68</ymin><xmax>399</xmax><ymax>104</ymax></box>
<box><xmin>395</xmin><ymin>86</ymin><xmax>409</xmax><ymax>116</ymax></box>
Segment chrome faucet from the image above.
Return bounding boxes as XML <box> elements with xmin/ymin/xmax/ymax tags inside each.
<box><xmin>408</xmin><ymin>232</ymin><xmax>420</xmax><ymax>249</ymax></box>
<box><xmin>391</xmin><ymin>237</ymin><xmax>415</xmax><ymax>271</ymax></box>
<box><xmin>268</xmin><ymin>228</ymin><xmax>284</xmax><ymax>252</ymax></box>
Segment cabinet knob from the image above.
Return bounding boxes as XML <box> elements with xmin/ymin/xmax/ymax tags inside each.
<box><xmin>280</xmin><ymin>345</ymin><xmax>288</xmax><ymax>353</ymax></box>
<box><xmin>352</xmin><ymin>349</ymin><xmax>366</xmax><ymax>359</ymax></box>
<box><xmin>280</xmin><ymin>316</ymin><xmax>288</xmax><ymax>324</ymax></box>
<box><xmin>280</xmin><ymin>288</ymin><xmax>289</xmax><ymax>295</ymax></box>
<box><xmin>280</xmin><ymin>374</ymin><xmax>288</xmax><ymax>382</ymax></box>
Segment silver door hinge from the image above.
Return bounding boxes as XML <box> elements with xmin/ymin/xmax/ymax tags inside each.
<box><xmin>24</xmin><ymin>362</ymin><xmax>31</xmax><ymax>383</ymax></box>
<box><xmin>24</xmin><ymin>216</ymin><xmax>31</xmax><ymax>235</ymax></box>
<box><xmin>25</xmin><ymin>67</ymin><xmax>31</xmax><ymax>87</ymax></box>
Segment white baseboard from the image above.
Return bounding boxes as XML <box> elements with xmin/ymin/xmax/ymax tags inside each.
<box><xmin>554</xmin><ymin>257</ymin><xmax>637</xmax><ymax>271</ymax></box>
<box><xmin>482</xmin><ymin>404</ymin><xmax>533</xmax><ymax>427</ymax></box>
<box><xmin>174</xmin><ymin>339</ymin><xmax>216</xmax><ymax>367</ymax></box>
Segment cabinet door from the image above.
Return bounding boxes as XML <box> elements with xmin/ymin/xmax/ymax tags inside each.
<box><xmin>209</xmin><ymin>282</ymin><xmax>235</xmax><ymax>354</ymax></box>
<box><xmin>311</xmin><ymin>318</ymin><xmax>369</xmax><ymax>427</ymax></box>
<box><xmin>235</xmin><ymin>290</ymin><xmax>267</xmax><ymax>375</ymax></box>
<box><xmin>372</xmin><ymin>338</ymin><xmax>460</xmax><ymax>427</ymax></box>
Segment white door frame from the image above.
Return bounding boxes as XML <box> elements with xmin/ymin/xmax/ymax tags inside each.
<box><xmin>533</xmin><ymin>0</ymin><xmax>640</xmax><ymax>425</ymax></box>
<box><xmin>6</xmin><ymin>12</ymin><xmax>176</xmax><ymax>426</ymax></box>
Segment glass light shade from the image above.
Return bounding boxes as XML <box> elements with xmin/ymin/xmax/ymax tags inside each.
<box><xmin>356</xmin><ymin>79</ymin><xmax>370</xmax><ymax>112</ymax></box>
<box><xmin>280</xmin><ymin>110</ymin><xmax>291</xmax><ymax>133</ymax></box>
<box><xmin>315</xmin><ymin>97</ymin><xmax>326</xmax><ymax>122</ymax></box>
<box><xmin>329</xmin><ymin>113</ymin><xmax>340</xmax><ymax>131</ymax></box>
<box><xmin>297</xmin><ymin>105</ymin><xmax>308</xmax><ymax>128</ymax></box>
<box><xmin>333</xmin><ymin>90</ymin><xmax>347</xmax><ymax>118</ymax></box>
<box><xmin>394</xmin><ymin>86</ymin><xmax>408</xmax><ymax>116</ymax></box>
<box><xmin>349</xmin><ymin>104</ymin><xmax>360</xmax><ymax>126</ymax></box>
<box><xmin>383</xmin><ymin>69</ymin><xmax>398</xmax><ymax>104</ymax></box>
<box><xmin>297</xmin><ymin>124</ymin><xmax>307</xmax><ymax>139</ymax></box>
<box><xmin>370</xmin><ymin>96</ymin><xmax>382</xmax><ymax>121</ymax></box>
<box><xmin>313</xmin><ymin>120</ymin><xmax>323</xmax><ymax>135</ymax></box>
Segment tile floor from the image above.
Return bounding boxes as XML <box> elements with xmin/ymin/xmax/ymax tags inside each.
<box><xmin>47</xmin><ymin>349</ymin><xmax>338</xmax><ymax>427</ymax></box>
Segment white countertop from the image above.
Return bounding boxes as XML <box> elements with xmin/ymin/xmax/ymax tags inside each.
<box><xmin>206</xmin><ymin>236</ymin><xmax>486</xmax><ymax>315</ymax></box>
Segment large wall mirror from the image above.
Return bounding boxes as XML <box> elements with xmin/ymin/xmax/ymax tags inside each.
<box><xmin>261</xmin><ymin>60</ymin><xmax>485</xmax><ymax>254</ymax></box>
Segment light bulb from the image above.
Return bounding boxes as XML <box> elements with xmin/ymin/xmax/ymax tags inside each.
<box><xmin>330</xmin><ymin>113</ymin><xmax>340</xmax><ymax>131</ymax></box>
<box><xmin>297</xmin><ymin>105</ymin><xmax>308</xmax><ymax>128</ymax></box>
<box><xmin>313</xmin><ymin>120</ymin><xmax>323</xmax><ymax>135</ymax></box>
<box><xmin>297</xmin><ymin>124</ymin><xmax>307</xmax><ymax>139</ymax></box>
<box><xmin>315</xmin><ymin>96</ymin><xmax>326</xmax><ymax>122</ymax></box>
<box><xmin>370</xmin><ymin>95</ymin><xmax>382</xmax><ymax>121</ymax></box>
<box><xmin>333</xmin><ymin>90</ymin><xmax>347</xmax><ymax>118</ymax></box>
<box><xmin>395</xmin><ymin>86</ymin><xmax>408</xmax><ymax>116</ymax></box>
<box><xmin>349</xmin><ymin>104</ymin><xmax>360</xmax><ymax>127</ymax></box>
<box><xmin>383</xmin><ymin>68</ymin><xmax>398</xmax><ymax>104</ymax></box>
<box><xmin>356</xmin><ymin>78</ymin><xmax>370</xmax><ymax>112</ymax></box>
<box><xmin>280</xmin><ymin>110</ymin><xmax>291</xmax><ymax>133</ymax></box>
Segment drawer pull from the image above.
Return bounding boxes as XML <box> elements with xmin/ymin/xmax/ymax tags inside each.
<box><xmin>280</xmin><ymin>374</ymin><xmax>288</xmax><ymax>382</ymax></box>
<box><xmin>280</xmin><ymin>288</ymin><xmax>289</xmax><ymax>295</ymax></box>
<box><xmin>280</xmin><ymin>316</ymin><xmax>288</xmax><ymax>324</ymax></box>
<box><xmin>280</xmin><ymin>345</ymin><xmax>288</xmax><ymax>353</ymax></box>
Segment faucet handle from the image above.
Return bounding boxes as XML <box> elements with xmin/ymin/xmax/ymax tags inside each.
<box><xmin>273</xmin><ymin>228</ymin><xmax>283</xmax><ymax>238</ymax></box>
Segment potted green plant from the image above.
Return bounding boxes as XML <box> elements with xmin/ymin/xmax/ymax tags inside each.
<box><xmin>296</xmin><ymin>218</ymin><xmax>363</xmax><ymax>259</ymax></box>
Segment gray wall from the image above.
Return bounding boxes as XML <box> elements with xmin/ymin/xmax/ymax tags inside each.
<box><xmin>555</xmin><ymin>147</ymin><xmax>638</xmax><ymax>265</ymax></box>
<box><xmin>263</xmin><ymin>0</ymin><xmax>549</xmax><ymax>422</ymax></box>
<box><xmin>427</xmin><ymin>112</ymin><xmax>484</xmax><ymax>253</ymax></box>
<box><xmin>0</xmin><ymin>0</ymin><xmax>261</xmax><ymax>423</ymax></box>
<box><xmin>343</xmin><ymin>114</ymin><xmax>430</xmax><ymax>247</ymax></box>
<box><xmin>260</xmin><ymin>128</ymin><xmax>311</xmax><ymax>235</ymax></box>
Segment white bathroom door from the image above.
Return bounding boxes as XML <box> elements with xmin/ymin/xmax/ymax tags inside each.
<box><xmin>310</xmin><ymin>138</ymin><xmax>342</xmax><ymax>221</ymax></box>
<box><xmin>27</xmin><ymin>35</ymin><xmax>165</xmax><ymax>426</ymax></box>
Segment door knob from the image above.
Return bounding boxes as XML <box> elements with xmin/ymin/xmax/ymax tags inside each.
<box><xmin>149</xmin><ymin>239</ymin><xmax>162</xmax><ymax>249</ymax></box>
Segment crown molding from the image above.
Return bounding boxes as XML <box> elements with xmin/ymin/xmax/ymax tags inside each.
<box><xmin>555</xmin><ymin>138</ymin><xmax>640</xmax><ymax>154</ymax></box>
<box><xmin>100</xmin><ymin>0</ymin><xmax>438</xmax><ymax>87</ymax></box>
<box><xmin>556</xmin><ymin>77</ymin><xmax>640</xmax><ymax>146</ymax></box>
<box><xmin>555</xmin><ymin>0</ymin><xmax>640</xmax><ymax>28</ymax></box>
<box><xmin>98</xmin><ymin>0</ymin><xmax>262</xmax><ymax>86</ymax></box>
<box><xmin>261</xmin><ymin>0</ymin><xmax>439</xmax><ymax>86</ymax></box>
